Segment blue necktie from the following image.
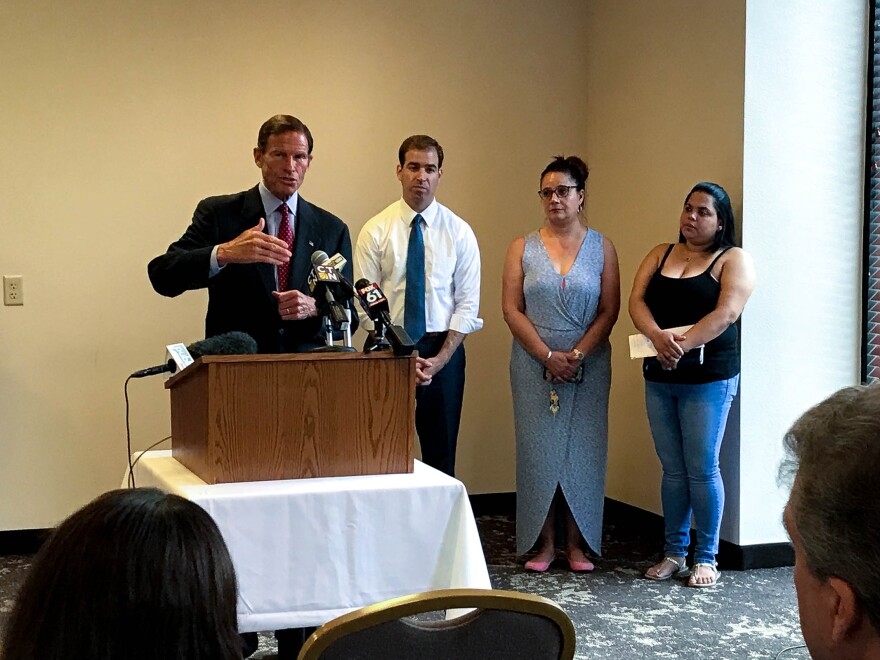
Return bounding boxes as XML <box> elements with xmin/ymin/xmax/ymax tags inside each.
<box><xmin>404</xmin><ymin>214</ymin><xmax>426</xmax><ymax>342</ymax></box>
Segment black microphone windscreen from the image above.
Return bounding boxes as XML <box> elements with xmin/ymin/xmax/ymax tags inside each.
<box><xmin>311</xmin><ymin>250</ymin><xmax>330</xmax><ymax>267</ymax></box>
<box><xmin>387</xmin><ymin>324</ymin><xmax>415</xmax><ymax>356</ymax></box>
<box><xmin>188</xmin><ymin>332</ymin><xmax>258</xmax><ymax>359</ymax></box>
<box><xmin>354</xmin><ymin>278</ymin><xmax>371</xmax><ymax>289</ymax></box>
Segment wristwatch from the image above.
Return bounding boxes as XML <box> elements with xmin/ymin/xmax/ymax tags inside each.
<box><xmin>572</xmin><ymin>348</ymin><xmax>585</xmax><ymax>362</ymax></box>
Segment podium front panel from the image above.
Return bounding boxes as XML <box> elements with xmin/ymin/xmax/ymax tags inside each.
<box><xmin>169</xmin><ymin>353</ymin><xmax>415</xmax><ymax>483</ymax></box>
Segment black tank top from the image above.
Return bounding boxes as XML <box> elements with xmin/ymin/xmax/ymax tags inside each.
<box><xmin>643</xmin><ymin>244</ymin><xmax>739</xmax><ymax>384</ymax></box>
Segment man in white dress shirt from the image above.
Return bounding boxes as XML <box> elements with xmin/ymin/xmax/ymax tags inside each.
<box><xmin>355</xmin><ymin>135</ymin><xmax>482</xmax><ymax>477</ymax></box>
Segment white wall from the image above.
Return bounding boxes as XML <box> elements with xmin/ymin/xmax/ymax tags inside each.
<box><xmin>738</xmin><ymin>0</ymin><xmax>867</xmax><ymax>545</ymax></box>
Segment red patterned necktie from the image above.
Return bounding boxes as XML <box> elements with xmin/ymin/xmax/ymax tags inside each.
<box><xmin>277</xmin><ymin>203</ymin><xmax>293</xmax><ymax>291</ymax></box>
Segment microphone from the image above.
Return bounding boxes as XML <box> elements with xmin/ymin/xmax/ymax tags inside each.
<box><xmin>309</xmin><ymin>251</ymin><xmax>348</xmax><ymax>326</ymax></box>
<box><xmin>354</xmin><ymin>279</ymin><xmax>393</xmax><ymax>328</ymax></box>
<box><xmin>324</xmin><ymin>252</ymin><xmax>348</xmax><ymax>271</ymax></box>
<box><xmin>130</xmin><ymin>332</ymin><xmax>258</xmax><ymax>378</ymax></box>
<box><xmin>130</xmin><ymin>362</ymin><xmax>178</xmax><ymax>378</ymax></box>
<box><xmin>354</xmin><ymin>279</ymin><xmax>415</xmax><ymax>356</ymax></box>
<box><xmin>188</xmin><ymin>331</ymin><xmax>258</xmax><ymax>358</ymax></box>
<box><xmin>311</xmin><ymin>250</ymin><xmax>356</xmax><ymax>297</ymax></box>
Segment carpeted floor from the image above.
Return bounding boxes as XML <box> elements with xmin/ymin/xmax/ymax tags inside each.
<box><xmin>0</xmin><ymin>514</ymin><xmax>807</xmax><ymax>659</ymax></box>
<box><xmin>479</xmin><ymin>515</ymin><xmax>806</xmax><ymax>660</ymax></box>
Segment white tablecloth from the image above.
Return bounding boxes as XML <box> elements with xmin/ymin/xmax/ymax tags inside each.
<box><xmin>126</xmin><ymin>451</ymin><xmax>491</xmax><ymax>632</ymax></box>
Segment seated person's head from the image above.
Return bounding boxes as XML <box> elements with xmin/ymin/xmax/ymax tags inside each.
<box><xmin>782</xmin><ymin>385</ymin><xmax>880</xmax><ymax>660</ymax></box>
<box><xmin>1</xmin><ymin>488</ymin><xmax>241</xmax><ymax>660</ymax></box>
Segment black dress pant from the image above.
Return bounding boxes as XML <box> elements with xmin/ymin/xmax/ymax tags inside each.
<box><xmin>415</xmin><ymin>333</ymin><xmax>466</xmax><ymax>477</ymax></box>
<box><xmin>276</xmin><ymin>627</ymin><xmax>316</xmax><ymax>659</ymax></box>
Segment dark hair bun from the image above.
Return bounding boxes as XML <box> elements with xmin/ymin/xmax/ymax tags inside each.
<box><xmin>565</xmin><ymin>156</ymin><xmax>588</xmax><ymax>184</ymax></box>
<box><xmin>541</xmin><ymin>155</ymin><xmax>589</xmax><ymax>188</ymax></box>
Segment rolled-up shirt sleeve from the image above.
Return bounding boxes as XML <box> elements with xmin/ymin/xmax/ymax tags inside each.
<box><xmin>449</xmin><ymin>224</ymin><xmax>483</xmax><ymax>334</ymax></box>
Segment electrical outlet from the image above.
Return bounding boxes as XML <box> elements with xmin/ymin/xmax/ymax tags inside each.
<box><xmin>4</xmin><ymin>275</ymin><xmax>23</xmax><ymax>306</ymax></box>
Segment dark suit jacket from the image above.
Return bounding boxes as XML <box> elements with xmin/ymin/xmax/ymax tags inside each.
<box><xmin>148</xmin><ymin>185</ymin><xmax>355</xmax><ymax>353</ymax></box>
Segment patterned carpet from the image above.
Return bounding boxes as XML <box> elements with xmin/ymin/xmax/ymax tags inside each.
<box><xmin>0</xmin><ymin>514</ymin><xmax>807</xmax><ymax>659</ymax></box>
<box><xmin>473</xmin><ymin>515</ymin><xmax>806</xmax><ymax>660</ymax></box>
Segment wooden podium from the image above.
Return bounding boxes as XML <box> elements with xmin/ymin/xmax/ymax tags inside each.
<box><xmin>165</xmin><ymin>352</ymin><xmax>415</xmax><ymax>484</ymax></box>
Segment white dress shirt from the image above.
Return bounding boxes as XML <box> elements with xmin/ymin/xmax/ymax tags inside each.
<box><xmin>355</xmin><ymin>198</ymin><xmax>483</xmax><ymax>335</ymax></box>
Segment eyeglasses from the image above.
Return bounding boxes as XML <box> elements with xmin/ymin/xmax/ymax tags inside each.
<box><xmin>538</xmin><ymin>185</ymin><xmax>579</xmax><ymax>200</ymax></box>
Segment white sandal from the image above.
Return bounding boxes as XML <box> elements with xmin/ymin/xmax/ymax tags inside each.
<box><xmin>688</xmin><ymin>562</ymin><xmax>719</xmax><ymax>587</ymax></box>
<box><xmin>645</xmin><ymin>556</ymin><xmax>688</xmax><ymax>581</ymax></box>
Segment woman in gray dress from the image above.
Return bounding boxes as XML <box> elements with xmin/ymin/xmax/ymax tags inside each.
<box><xmin>502</xmin><ymin>156</ymin><xmax>620</xmax><ymax>572</ymax></box>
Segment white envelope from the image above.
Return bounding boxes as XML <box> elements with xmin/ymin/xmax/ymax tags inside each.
<box><xmin>628</xmin><ymin>325</ymin><xmax>694</xmax><ymax>359</ymax></box>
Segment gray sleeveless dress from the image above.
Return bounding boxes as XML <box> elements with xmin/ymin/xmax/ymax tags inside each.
<box><xmin>510</xmin><ymin>229</ymin><xmax>611</xmax><ymax>556</ymax></box>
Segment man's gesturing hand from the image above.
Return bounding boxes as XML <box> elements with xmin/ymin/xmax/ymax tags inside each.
<box><xmin>217</xmin><ymin>218</ymin><xmax>291</xmax><ymax>266</ymax></box>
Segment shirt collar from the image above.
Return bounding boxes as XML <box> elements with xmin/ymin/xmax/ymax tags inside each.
<box><xmin>259</xmin><ymin>182</ymin><xmax>298</xmax><ymax>218</ymax></box>
<box><xmin>400</xmin><ymin>198</ymin><xmax>438</xmax><ymax>227</ymax></box>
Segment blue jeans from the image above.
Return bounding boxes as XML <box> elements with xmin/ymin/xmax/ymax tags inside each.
<box><xmin>645</xmin><ymin>375</ymin><xmax>739</xmax><ymax>564</ymax></box>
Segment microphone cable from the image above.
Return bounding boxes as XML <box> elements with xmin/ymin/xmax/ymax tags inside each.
<box><xmin>124</xmin><ymin>373</ymin><xmax>171</xmax><ymax>488</ymax></box>
<box><xmin>126</xmin><ymin>434</ymin><xmax>171</xmax><ymax>488</ymax></box>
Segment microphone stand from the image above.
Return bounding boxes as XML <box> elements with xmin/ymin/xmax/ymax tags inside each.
<box><xmin>341</xmin><ymin>307</ymin><xmax>353</xmax><ymax>349</ymax></box>
<box><xmin>364</xmin><ymin>318</ymin><xmax>392</xmax><ymax>352</ymax></box>
<box><xmin>311</xmin><ymin>305</ymin><xmax>357</xmax><ymax>353</ymax></box>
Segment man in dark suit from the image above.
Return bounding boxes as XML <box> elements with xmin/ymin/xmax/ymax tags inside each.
<box><xmin>149</xmin><ymin>114</ymin><xmax>354</xmax><ymax>353</ymax></box>
<box><xmin>148</xmin><ymin>114</ymin><xmax>350</xmax><ymax>657</ymax></box>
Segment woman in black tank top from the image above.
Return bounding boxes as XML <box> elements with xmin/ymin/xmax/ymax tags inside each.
<box><xmin>628</xmin><ymin>182</ymin><xmax>756</xmax><ymax>587</ymax></box>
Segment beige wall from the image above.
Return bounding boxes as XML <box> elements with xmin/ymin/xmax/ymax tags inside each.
<box><xmin>0</xmin><ymin>0</ymin><xmax>593</xmax><ymax>528</ymax></box>
<box><xmin>1</xmin><ymin>0</ymin><xmax>865</xmax><ymax>545</ymax></box>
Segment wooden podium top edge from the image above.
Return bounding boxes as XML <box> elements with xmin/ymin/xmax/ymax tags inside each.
<box><xmin>165</xmin><ymin>351</ymin><xmax>414</xmax><ymax>388</ymax></box>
